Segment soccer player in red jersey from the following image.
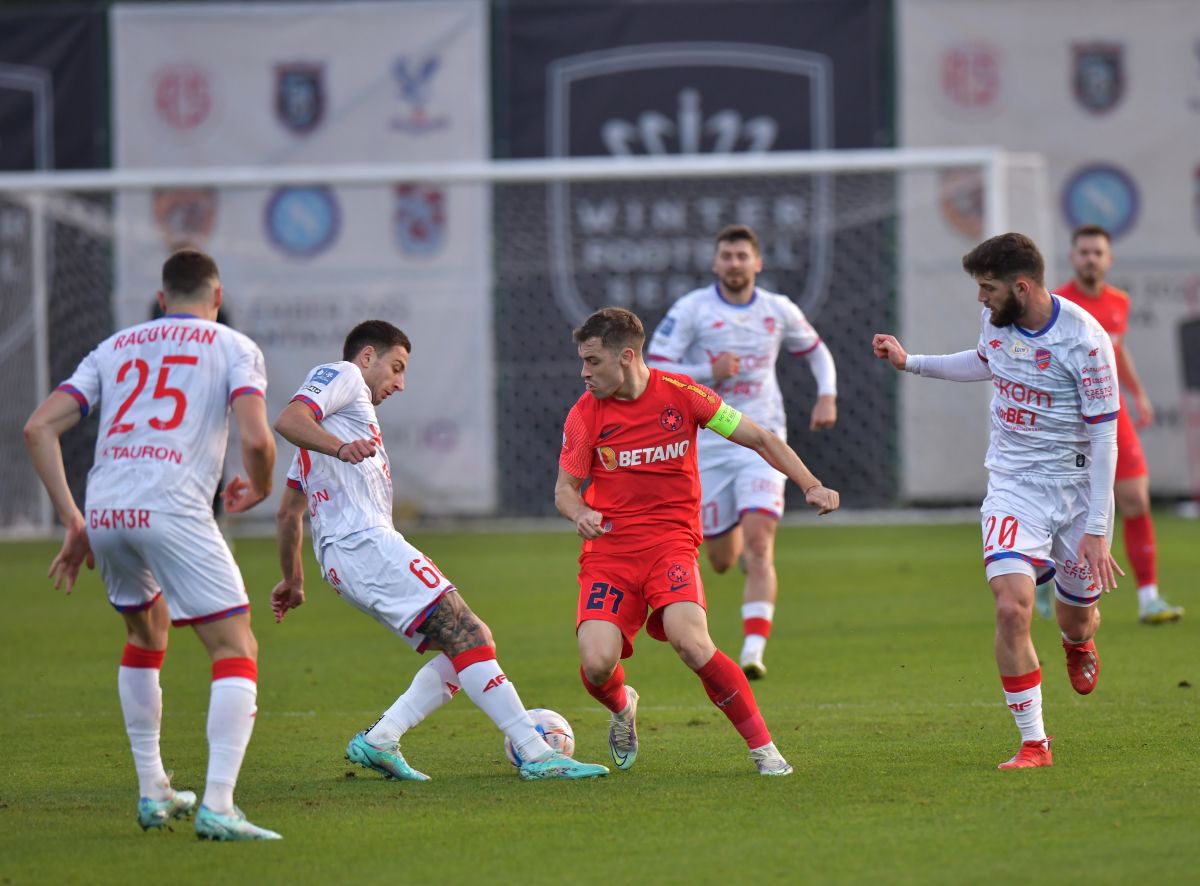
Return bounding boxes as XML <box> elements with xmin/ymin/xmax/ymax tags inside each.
<box><xmin>555</xmin><ymin>308</ymin><xmax>839</xmax><ymax>776</ymax></box>
<box><xmin>1053</xmin><ymin>225</ymin><xmax>1183</xmax><ymax>624</ymax></box>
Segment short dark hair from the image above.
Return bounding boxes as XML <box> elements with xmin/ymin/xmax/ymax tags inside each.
<box><xmin>1071</xmin><ymin>224</ymin><xmax>1111</xmax><ymax>245</ymax></box>
<box><xmin>162</xmin><ymin>248</ymin><xmax>219</xmax><ymax>301</ymax></box>
<box><xmin>573</xmin><ymin>307</ymin><xmax>645</xmax><ymax>354</ymax></box>
<box><xmin>343</xmin><ymin>320</ymin><xmax>412</xmax><ymax>362</ymax></box>
<box><xmin>961</xmin><ymin>232</ymin><xmax>1045</xmax><ymax>285</ymax></box>
<box><xmin>714</xmin><ymin>224</ymin><xmax>760</xmax><ymax>254</ymax></box>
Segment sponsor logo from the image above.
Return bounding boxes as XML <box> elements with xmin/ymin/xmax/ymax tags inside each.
<box><xmin>1076</xmin><ymin>453</ymin><xmax>1087</xmax><ymax>467</ymax></box>
<box><xmin>1072</xmin><ymin>42</ymin><xmax>1124</xmax><ymax>115</ymax></box>
<box><xmin>939</xmin><ymin>169</ymin><xmax>983</xmax><ymax>239</ymax></box>
<box><xmin>661</xmin><ymin>376</ymin><xmax>715</xmax><ymax>402</ymax></box>
<box><xmin>545</xmin><ymin>43</ymin><xmax>835</xmax><ymax>323</ymax></box>
<box><xmin>89</xmin><ymin>508</ymin><xmax>151</xmax><ymax>530</ymax></box>
<box><xmin>303</xmin><ymin>385</ymin><xmax>322</xmax><ymax>394</ymax></box>
<box><xmin>1035</xmin><ymin>348</ymin><xmax>1052</xmax><ymax>371</ymax></box>
<box><xmin>1062</xmin><ymin>164</ymin><xmax>1139</xmax><ymax>239</ymax></box>
<box><xmin>482</xmin><ymin>674</ymin><xmax>508</xmax><ymax>692</ymax></box>
<box><xmin>153</xmin><ymin>188</ymin><xmax>216</xmax><ymax>250</ymax></box>
<box><xmin>598</xmin><ymin>424</ymin><xmax>621</xmax><ymax>441</ymax></box>
<box><xmin>153</xmin><ymin>63</ymin><xmax>212</xmax><ymax>131</ymax></box>
<box><xmin>657</xmin><ymin>316</ymin><xmax>676</xmax><ymax>338</ymax></box>
<box><xmin>993</xmin><ymin>376</ymin><xmax>1052</xmax><ymax>407</ymax></box>
<box><xmin>264</xmin><ymin>186</ymin><xmax>340</xmax><ymax>258</ymax></box>
<box><xmin>393</xmin><ymin>183</ymin><xmax>446</xmax><ymax>257</ymax></box>
<box><xmin>712</xmin><ymin>321</ymin><xmax>726</xmax><ymax>329</ymax></box>
<box><xmin>597</xmin><ymin>439</ymin><xmax>691</xmax><ymax>470</ymax></box>
<box><xmin>763</xmin><ymin>317</ymin><xmax>776</xmax><ymax>333</ymax></box>
<box><xmin>311</xmin><ymin>366</ymin><xmax>340</xmax><ymax>385</ymax></box>
<box><xmin>940</xmin><ymin>42</ymin><xmax>1000</xmax><ymax>109</ymax></box>
<box><xmin>989</xmin><ymin>339</ymin><xmax>1003</xmax><ymax>350</ymax></box>
<box><xmin>389</xmin><ymin>56</ymin><xmax>449</xmax><ymax>133</ymax></box>
<box><xmin>274</xmin><ymin>62</ymin><xmax>325</xmax><ymax>135</ymax></box>
<box><xmin>660</xmin><ymin>406</ymin><xmax>685</xmax><ymax>432</ymax></box>
<box><xmin>1089</xmin><ymin>347</ymin><xmax>1100</xmax><ymax>357</ymax></box>
<box><xmin>1009</xmin><ymin>341</ymin><xmax>1029</xmax><ymax>356</ymax></box>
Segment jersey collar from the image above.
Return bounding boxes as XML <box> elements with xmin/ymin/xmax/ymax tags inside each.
<box><xmin>1015</xmin><ymin>295</ymin><xmax>1060</xmax><ymax>338</ymax></box>
<box><xmin>712</xmin><ymin>282</ymin><xmax>757</xmax><ymax>309</ymax></box>
<box><xmin>161</xmin><ymin>312</ymin><xmax>201</xmax><ymax>319</ymax></box>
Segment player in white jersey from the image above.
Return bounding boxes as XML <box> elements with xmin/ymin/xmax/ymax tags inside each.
<box><xmin>270</xmin><ymin>320</ymin><xmax>608</xmax><ymax>782</ymax></box>
<box><xmin>873</xmin><ymin>232</ymin><xmax>1123</xmax><ymax>770</ymax></box>
<box><xmin>647</xmin><ymin>224</ymin><xmax>838</xmax><ymax>678</ymax></box>
<box><xmin>22</xmin><ymin>249</ymin><xmax>281</xmax><ymax>840</ymax></box>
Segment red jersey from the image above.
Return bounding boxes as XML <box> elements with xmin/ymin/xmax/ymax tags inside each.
<box><xmin>559</xmin><ymin>369</ymin><xmax>723</xmax><ymax>555</ymax></box>
<box><xmin>1056</xmin><ymin>280</ymin><xmax>1129</xmax><ymax>344</ymax></box>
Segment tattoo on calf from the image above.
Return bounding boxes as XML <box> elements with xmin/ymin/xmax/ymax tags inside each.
<box><xmin>417</xmin><ymin>591</ymin><xmax>487</xmax><ymax>656</ymax></box>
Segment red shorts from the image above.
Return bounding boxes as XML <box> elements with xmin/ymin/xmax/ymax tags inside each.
<box><xmin>576</xmin><ymin>546</ymin><xmax>707</xmax><ymax>660</ymax></box>
<box><xmin>1115</xmin><ymin>406</ymin><xmax>1147</xmax><ymax>481</ymax></box>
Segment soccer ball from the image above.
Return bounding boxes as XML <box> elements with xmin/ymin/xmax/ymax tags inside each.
<box><xmin>504</xmin><ymin>708</ymin><xmax>575</xmax><ymax>766</ymax></box>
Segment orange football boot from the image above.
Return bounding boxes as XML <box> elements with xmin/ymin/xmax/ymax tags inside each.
<box><xmin>997</xmin><ymin>736</ymin><xmax>1053</xmax><ymax>770</ymax></box>
<box><xmin>1063</xmin><ymin>638</ymin><xmax>1100</xmax><ymax>695</ymax></box>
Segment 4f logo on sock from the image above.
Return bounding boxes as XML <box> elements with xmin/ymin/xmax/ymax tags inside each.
<box><xmin>1008</xmin><ymin>700</ymin><xmax>1033</xmax><ymax>712</ymax></box>
<box><xmin>482</xmin><ymin>674</ymin><xmax>508</xmax><ymax>692</ymax></box>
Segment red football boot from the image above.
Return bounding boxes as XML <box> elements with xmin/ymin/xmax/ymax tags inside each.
<box><xmin>997</xmin><ymin>736</ymin><xmax>1053</xmax><ymax>770</ymax></box>
<box><xmin>1063</xmin><ymin>638</ymin><xmax>1100</xmax><ymax>695</ymax></box>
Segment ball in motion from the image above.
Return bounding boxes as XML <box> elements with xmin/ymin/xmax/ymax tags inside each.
<box><xmin>504</xmin><ymin>708</ymin><xmax>575</xmax><ymax>766</ymax></box>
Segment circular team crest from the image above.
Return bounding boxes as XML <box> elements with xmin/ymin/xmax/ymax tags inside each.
<box><xmin>264</xmin><ymin>186</ymin><xmax>340</xmax><ymax>258</ymax></box>
<box><xmin>1062</xmin><ymin>164</ymin><xmax>1139</xmax><ymax>239</ymax></box>
<box><xmin>940</xmin><ymin>42</ymin><xmax>1000</xmax><ymax>110</ymax></box>
<box><xmin>660</xmin><ymin>406</ymin><xmax>684</xmax><ymax>432</ymax></box>
<box><xmin>666</xmin><ymin>563</ymin><xmax>690</xmax><ymax>585</ymax></box>
<box><xmin>153</xmin><ymin>63</ymin><xmax>212</xmax><ymax>131</ymax></box>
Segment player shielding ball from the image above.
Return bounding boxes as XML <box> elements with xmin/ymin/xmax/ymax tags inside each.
<box><xmin>270</xmin><ymin>320</ymin><xmax>608</xmax><ymax>782</ymax></box>
<box><xmin>873</xmin><ymin>232</ymin><xmax>1123</xmax><ymax>769</ymax></box>
<box><xmin>23</xmin><ymin>249</ymin><xmax>281</xmax><ymax>839</ymax></box>
<box><xmin>1050</xmin><ymin>224</ymin><xmax>1182</xmax><ymax>624</ymax></box>
<box><xmin>647</xmin><ymin>224</ymin><xmax>838</xmax><ymax>678</ymax></box>
<box><xmin>556</xmin><ymin>308</ymin><xmax>839</xmax><ymax>776</ymax></box>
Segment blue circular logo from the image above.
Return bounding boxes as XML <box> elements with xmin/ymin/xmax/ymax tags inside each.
<box><xmin>264</xmin><ymin>186</ymin><xmax>340</xmax><ymax>257</ymax></box>
<box><xmin>1061</xmin><ymin>164</ymin><xmax>1139</xmax><ymax>239</ymax></box>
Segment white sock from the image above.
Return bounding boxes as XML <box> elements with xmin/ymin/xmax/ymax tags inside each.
<box><xmin>454</xmin><ymin>649</ymin><xmax>552</xmax><ymax>763</ymax></box>
<box><xmin>203</xmin><ymin>676</ymin><xmax>257</xmax><ymax>814</ymax></box>
<box><xmin>741</xmin><ymin>601</ymin><xmax>775</xmax><ymax>624</ymax></box>
<box><xmin>118</xmin><ymin>665</ymin><xmax>169</xmax><ymax>800</ymax></box>
<box><xmin>366</xmin><ymin>654</ymin><xmax>460</xmax><ymax>745</ymax></box>
<box><xmin>1137</xmin><ymin>584</ymin><xmax>1159</xmax><ymax>609</ymax></box>
<box><xmin>1003</xmin><ymin>683</ymin><xmax>1046</xmax><ymax>742</ymax></box>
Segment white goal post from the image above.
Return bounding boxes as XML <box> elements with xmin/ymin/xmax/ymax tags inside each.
<box><xmin>0</xmin><ymin>147</ymin><xmax>1049</xmax><ymax>536</ymax></box>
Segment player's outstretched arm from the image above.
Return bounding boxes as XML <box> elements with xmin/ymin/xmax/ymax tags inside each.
<box><xmin>554</xmin><ymin>467</ymin><xmax>607</xmax><ymax>539</ymax></box>
<box><xmin>726</xmin><ymin>414</ymin><xmax>839</xmax><ymax>515</ymax></box>
<box><xmin>272</xmin><ymin>485</ymin><xmax>307</xmax><ymax>623</ymax></box>
<box><xmin>23</xmin><ymin>391</ymin><xmax>94</xmax><ymax>593</ymax></box>
<box><xmin>273</xmin><ymin>400</ymin><xmax>376</xmax><ymax>463</ymax></box>
<box><xmin>225</xmin><ymin>393</ymin><xmax>276</xmax><ymax>513</ymax></box>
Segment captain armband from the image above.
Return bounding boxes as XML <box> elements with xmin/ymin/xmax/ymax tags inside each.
<box><xmin>705</xmin><ymin>403</ymin><xmax>743</xmax><ymax>438</ymax></box>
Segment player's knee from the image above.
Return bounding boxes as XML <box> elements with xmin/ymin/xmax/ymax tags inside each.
<box><xmin>1117</xmin><ymin>490</ymin><xmax>1149</xmax><ymax>516</ymax></box>
<box><xmin>671</xmin><ymin>633</ymin><xmax>717</xmax><ymax>670</ymax></box>
<box><xmin>994</xmin><ymin>596</ymin><xmax>1032</xmax><ymax>635</ymax></box>
<box><xmin>707</xmin><ymin>549</ymin><xmax>737</xmax><ymax>574</ymax></box>
<box><xmin>580</xmin><ymin>652</ymin><xmax>618</xmax><ymax>686</ymax></box>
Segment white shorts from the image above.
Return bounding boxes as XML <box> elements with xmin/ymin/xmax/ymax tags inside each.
<box><xmin>700</xmin><ymin>442</ymin><xmax>786</xmax><ymax>538</ymax></box>
<box><xmin>980</xmin><ymin>473</ymin><xmax>1114</xmax><ymax>607</ymax></box>
<box><xmin>87</xmin><ymin>508</ymin><xmax>248</xmax><ymax>625</ymax></box>
<box><xmin>319</xmin><ymin>527</ymin><xmax>456</xmax><ymax>651</ymax></box>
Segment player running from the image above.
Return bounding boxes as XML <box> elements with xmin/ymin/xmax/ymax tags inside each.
<box><xmin>270</xmin><ymin>320</ymin><xmax>608</xmax><ymax>782</ymax></box>
<box><xmin>556</xmin><ymin>307</ymin><xmax>839</xmax><ymax>776</ymax></box>
<box><xmin>647</xmin><ymin>224</ymin><xmax>838</xmax><ymax>678</ymax></box>
<box><xmin>873</xmin><ymin>232</ymin><xmax>1123</xmax><ymax>770</ymax></box>
<box><xmin>1049</xmin><ymin>224</ymin><xmax>1183</xmax><ymax>624</ymax></box>
<box><xmin>23</xmin><ymin>249</ymin><xmax>281</xmax><ymax>839</ymax></box>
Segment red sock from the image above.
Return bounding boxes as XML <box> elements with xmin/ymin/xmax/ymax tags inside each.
<box><xmin>581</xmin><ymin>665</ymin><xmax>629</xmax><ymax>714</ymax></box>
<box><xmin>1123</xmin><ymin>513</ymin><xmax>1157</xmax><ymax>587</ymax></box>
<box><xmin>743</xmin><ymin>617</ymin><xmax>772</xmax><ymax>639</ymax></box>
<box><xmin>695</xmin><ymin>651</ymin><xmax>771</xmax><ymax>748</ymax></box>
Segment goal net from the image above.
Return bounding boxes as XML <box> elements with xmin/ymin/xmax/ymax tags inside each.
<box><xmin>0</xmin><ymin>148</ymin><xmax>1049</xmax><ymax>535</ymax></box>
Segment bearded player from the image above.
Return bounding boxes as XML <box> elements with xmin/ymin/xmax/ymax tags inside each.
<box><xmin>647</xmin><ymin>224</ymin><xmax>838</xmax><ymax>678</ymax></box>
<box><xmin>874</xmin><ymin>232</ymin><xmax>1123</xmax><ymax>769</ymax></box>
<box><xmin>556</xmin><ymin>307</ymin><xmax>839</xmax><ymax>776</ymax></box>
<box><xmin>1049</xmin><ymin>224</ymin><xmax>1182</xmax><ymax>624</ymax></box>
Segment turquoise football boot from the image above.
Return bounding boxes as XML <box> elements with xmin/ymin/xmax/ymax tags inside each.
<box><xmin>194</xmin><ymin>805</ymin><xmax>281</xmax><ymax>841</ymax></box>
<box><xmin>518</xmin><ymin>752</ymin><xmax>609</xmax><ymax>780</ymax></box>
<box><xmin>137</xmin><ymin>788</ymin><xmax>197</xmax><ymax>831</ymax></box>
<box><xmin>345</xmin><ymin>731</ymin><xmax>430</xmax><ymax>781</ymax></box>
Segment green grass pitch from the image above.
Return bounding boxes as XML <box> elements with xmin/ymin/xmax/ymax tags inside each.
<box><xmin>1</xmin><ymin>517</ymin><xmax>1196</xmax><ymax>883</ymax></box>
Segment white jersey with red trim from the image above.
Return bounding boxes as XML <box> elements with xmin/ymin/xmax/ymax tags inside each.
<box><xmin>285</xmin><ymin>361</ymin><xmax>394</xmax><ymax>558</ymax></box>
<box><xmin>646</xmin><ymin>283</ymin><xmax>820</xmax><ymax>450</ymax></box>
<box><xmin>56</xmin><ymin>314</ymin><xmax>266</xmax><ymax>515</ymax></box>
<box><xmin>975</xmin><ymin>296</ymin><xmax>1119</xmax><ymax>477</ymax></box>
